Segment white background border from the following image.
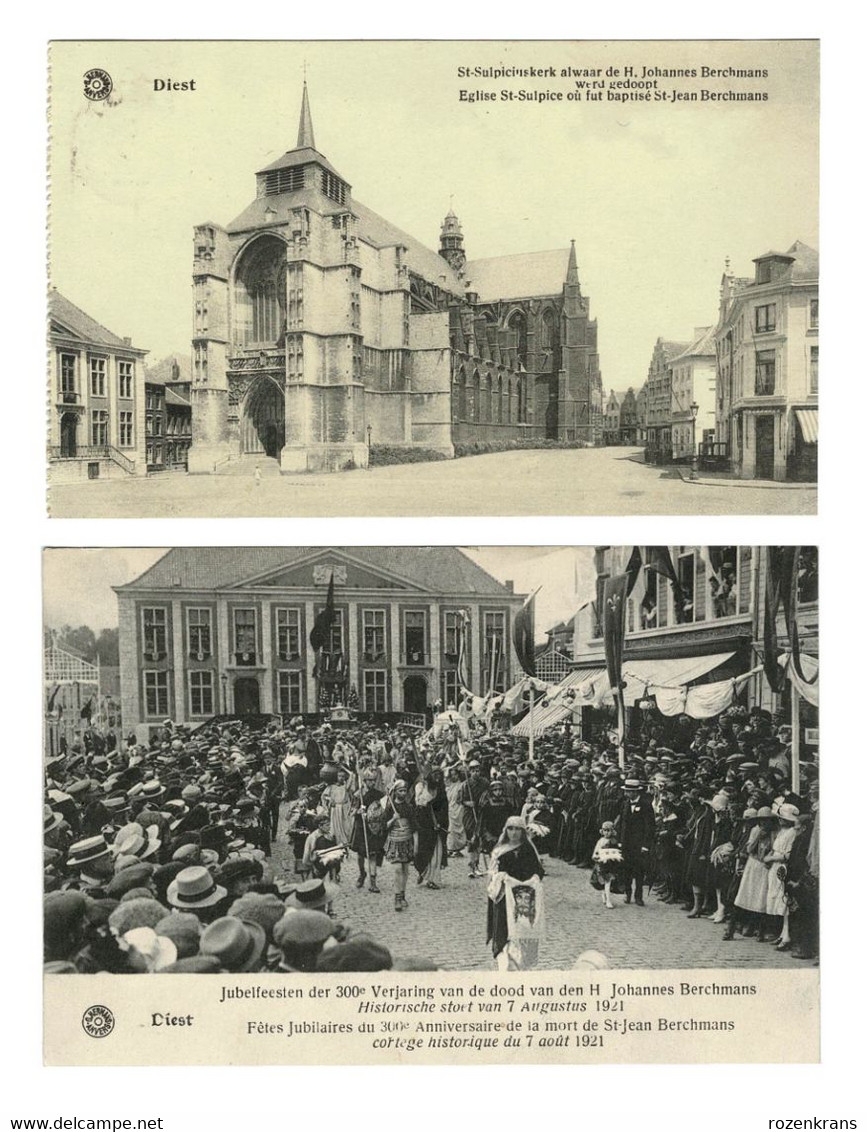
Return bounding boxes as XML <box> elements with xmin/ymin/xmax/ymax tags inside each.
<box><xmin>9</xmin><ymin>1</ymin><xmax>860</xmax><ymax>1125</ymax></box>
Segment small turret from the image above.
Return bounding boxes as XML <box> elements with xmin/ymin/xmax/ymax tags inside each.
<box><xmin>439</xmin><ymin>207</ymin><xmax>466</xmax><ymax>275</ymax></box>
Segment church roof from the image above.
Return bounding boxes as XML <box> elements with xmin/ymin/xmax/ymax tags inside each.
<box><xmin>255</xmin><ymin>145</ymin><xmax>345</xmax><ymax>180</ymax></box>
<box><xmin>351</xmin><ymin>201</ymin><xmax>465</xmax><ymax>294</ymax></box>
<box><xmin>117</xmin><ymin>547</ymin><xmax>520</xmax><ymax>598</ymax></box>
<box><xmin>464</xmin><ymin>248</ymin><xmax>571</xmax><ymax>303</ymax></box>
<box><xmin>49</xmin><ymin>289</ymin><xmax>145</xmax><ymax>353</ymax></box>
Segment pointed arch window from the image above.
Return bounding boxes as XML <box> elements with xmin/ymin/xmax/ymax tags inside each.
<box><xmin>234</xmin><ymin>236</ymin><xmax>286</xmax><ymax>347</ymax></box>
<box><xmin>508</xmin><ymin>311</ymin><xmax>528</xmax><ymax>368</ymax></box>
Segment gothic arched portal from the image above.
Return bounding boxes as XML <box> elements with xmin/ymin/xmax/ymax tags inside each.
<box><xmin>241</xmin><ymin>378</ymin><xmax>285</xmax><ymax>458</ymax></box>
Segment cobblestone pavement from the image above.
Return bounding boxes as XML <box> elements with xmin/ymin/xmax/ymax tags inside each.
<box><xmin>50</xmin><ymin>447</ymin><xmax>816</xmax><ymax>518</ymax></box>
<box><xmin>270</xmin><ymin>809</ymin><xmax>806</xmax><ymax>972</ymax></box>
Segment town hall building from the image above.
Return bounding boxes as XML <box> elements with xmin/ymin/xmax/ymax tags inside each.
<box><xmin>188</xmin><ymin>85</ymin><xmax>602</xmax><ymax>474</ymax></box>
<box><xmin>115</xmin><ymin>547</ymin><xmax>525</xmax><ymax>730</ymax></box>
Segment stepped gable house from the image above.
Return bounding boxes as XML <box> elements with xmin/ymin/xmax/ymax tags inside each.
<box><xmin>188</xmin><ymin>84</ymin><xmax>602</xmax><ymax>475</ymax></box>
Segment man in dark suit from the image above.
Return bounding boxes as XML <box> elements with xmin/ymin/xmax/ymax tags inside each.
<box><xmin>617</xmin><ymin>777</ymin><xmax>656</xmax><ymax>905</ymax></box>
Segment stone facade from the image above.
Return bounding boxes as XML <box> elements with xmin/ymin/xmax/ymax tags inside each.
<box><xmin>714</xmin><ymin>242</ymin><xmax>818</xmax><ymax>481</ymax></box>
<box><xmin>115</xmin><ymin>547</ymin><xmax>525</xmax><ymax>729</ymax></box>
<box><xmin>188</xmin><ymin>86</ymin><xmax>602</xmax><ymax>474</ymax></box>
<box><xmin>48</xmin><ymin>291</ymin><xmax>148</xmax><ymax>483</ymax></box>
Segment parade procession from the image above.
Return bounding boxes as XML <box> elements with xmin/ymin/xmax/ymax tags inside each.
<box><xmin>42</xmin><ymin>546</ymin><xmax>819</xmax><ymax>977</ymax></box>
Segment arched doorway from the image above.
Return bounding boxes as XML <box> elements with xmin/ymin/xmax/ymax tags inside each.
<box><xmin>241</xmin><ymin>378</ymin><xmax>285</xmax><ymax>458</ymax></box>
<box><xmin>233</xmin><ymin>677</ymin><xmax>261</xmax><ymax>715</ymax></box>
<box><xmin>60</xmin><ymin>412</ymin><xmax>78</xmax><ymax>457</ymax></box>
<box><xmin>403</xmin><ymin>675</ymin><xmax>427</xmax><ymax>715</ymax></box>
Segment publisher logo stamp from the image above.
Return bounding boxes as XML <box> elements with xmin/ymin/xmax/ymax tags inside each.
<box><xmin>82</xmin><ymin>1004</ymin><xmax>115</xmax><ymax>1038</ymax></box>
<box><xmin>83</xmin><ymin>69</ymin><xmax>113</xmax><ymax>101</ymax></box>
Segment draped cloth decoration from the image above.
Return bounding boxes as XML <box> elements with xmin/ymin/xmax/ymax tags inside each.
<box><xmin>653</xmin><ymin>678</ymin><xmax>743</xmax><ymax>719</ymax></box>
<box><xmin>782</xmin><ymin>651</ymin><xmax>819</xmax><ymax>708</ymax></box>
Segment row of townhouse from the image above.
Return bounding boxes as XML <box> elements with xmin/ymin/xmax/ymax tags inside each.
<box><xmin>634</xmin><ymin>241</ymin><xmax>818</xmax><ymax>481</ymax></box>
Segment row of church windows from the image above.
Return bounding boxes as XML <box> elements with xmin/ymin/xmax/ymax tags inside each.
<box><xmin>454</xmin><ymin>370</ymin><xmax>528</xmax><ymax>425</ymax></box>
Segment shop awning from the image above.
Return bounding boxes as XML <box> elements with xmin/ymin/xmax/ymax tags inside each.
<box><xmin>617</xmin><ymin>652</ymin><xmax>736</xmax><ymax>706</ymax></box>
<box><xmin>511</xmin><ymin>666</ymin><xmax>607</xmax><ymax>737</ymax></box>
<box><xmin>794</xmin><ymin>409</ymin><xmax>818</xmax><ymax>444</ymax></box>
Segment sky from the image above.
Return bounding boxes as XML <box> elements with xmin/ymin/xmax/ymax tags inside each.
<box><xmin>49</xmin><ymin>40</ymin><xmax>818</xmax><ymax>392</ymax></box>
<box><xmin>43</xmin><ymin>546</ymin><xmax>596</xmax><ymax>640</ymax></box>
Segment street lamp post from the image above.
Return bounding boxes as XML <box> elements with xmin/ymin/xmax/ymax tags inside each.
<box><xmin>689</xmin><ymin>400</ymin><xmax>699</xmax><ymax>480</ymax></box>
<box><xmin>366</xmin><ymin>424</ymin><xmax>372</xmax><ymax>447</ymax></box>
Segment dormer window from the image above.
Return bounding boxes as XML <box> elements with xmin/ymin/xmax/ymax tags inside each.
<box><xmin>263</xmin><ymin>167</ymin><xmax>306</xmax><ymax>196</ymax></box>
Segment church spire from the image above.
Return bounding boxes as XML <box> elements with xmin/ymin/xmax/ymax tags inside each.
<box><xmin>297</xmin><ymin>81</ymin><xmax>316</xmax><ymax>150</ymax></box>
<box><xmin>566</xmin><ymin>239</ymin><xmax>579</xmax><ymax>286</ymax></box>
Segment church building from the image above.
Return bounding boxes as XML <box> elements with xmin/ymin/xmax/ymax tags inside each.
<box><xmin>188</xmin><ymin>85</ymin><xmax>602</xmax><ymax>474</ymax></box>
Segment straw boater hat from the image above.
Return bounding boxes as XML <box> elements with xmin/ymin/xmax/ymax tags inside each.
<box><xmin>166</xmin><ymin>865</ymin><xmax>227</xmax><ymax>909</ymax></box>
<box><xmin>66</xmin><ymin>835</ymin><xmax>112</xmax><ymax>869</ymax></box>
<box><xmin>43</xmin><ymin>805</ymin><xmax>63</xmax><ymax>835</ymax></box>
<box><xmin>286</xmin><ymin>878</ymin><xmax>337</xmax><ymax>912</ymax></box>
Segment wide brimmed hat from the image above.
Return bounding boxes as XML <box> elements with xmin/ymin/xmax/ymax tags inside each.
<box><xmin>778</xmin><ymin>803</ymin><xmax>800</xmax><ymax>823</ymax></box>
<box><xmin>166</xmin><ymin>865</ymin><xmax>227</xmax><ymax>909</ymax></box>
<box><xmin>273</xmin><ymin>909</ymin><xmax>334</xmax><ymax>948</ymax></box>
<box><xmin>140</xmin><ymin>780</ymin><xmax>166</xmax><ymax>800</ymax></box>
<box><xmin>66</xmin><ymin>835</ymin><xmax>111</xmax><ymax>868</ymax></box>
<box><xmin>105</xmin><ymin>863</ymin><xmax>155</xmax><ymax>899</ymax></box>
<box><xmin>287</xmin><ymin>878</ymin><xmax>337</xmax><ymax>911</ymax></box>
<box><xmin>200</xmin><ymin>917</ymin><xmax>267</xmax><ymax>972</ymax></box>
<box><xmin>43</xmin><ymin>805</ymin><xmax>63</xmax><ymax>835</ymax></box>
<box><xmin>755</xmin><ymin>806</ymin><xmax>776</xmax><ymax>819</ymax></box>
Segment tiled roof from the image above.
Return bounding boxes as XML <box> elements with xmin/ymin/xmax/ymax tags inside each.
<box><xmin>659</xmin><ymin>339</ymin><xmax>690</xmax><ymax>362</ymax></box>
<box><xmin>256</xmin><ymin>146</ymin><xmax>344</xmax><ymax>180</ymax></box>
<box><xmin>145</xmin><ymin>354</ymin><xmax>192</xmax><ymax>385</ymax></box>
<box><xmin>786</xmin><ymin>240</ymin><xmax>819</xmax><ymax>281</ymax></box>
<box><xmin>118</xmin><ymin>547</ymin><xmax>521</xmax><ymax>598</ymax></box>
<box><xmin>464</xmin><ymin>248</ymin><xmax>571</xmax><ymax>303</ymax></box>
<box><xmin>164</xmin><ymin>387</ymin><xmax>191</xmax><ymax>408</ymax></box>
<box><xmin>671</xmin><ymin>326</ymin><xmax>716</xmax><ymax>362</ymax></box>
<box><xmin>49</xmin><ymin>290</ymin><xmax>144</xmax><ymax>353</ymax></box>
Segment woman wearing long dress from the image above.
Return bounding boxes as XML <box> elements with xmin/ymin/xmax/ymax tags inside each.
<box><xmin>734</xmin><ymin>806</ymin><xmax>776</xmax><ymax>940</ymax></box>
<box><xmin>445</xmin><ymin>769</ymin><xmax>467</xmax><ymax>857</ymax></box>
<box><xmin>487</xmin><ymin>816</ymin><xmax>545</xmax><ymax>971</ymax></box>
<box><xmin>323</xmin><ymin>768</ymin><xmax>353</xmax><ymax>848</ymax></box>
<box><xmin>764</xmin><ymin>803</ymin><xmax>799</xmax><ymax>947</ymax></box>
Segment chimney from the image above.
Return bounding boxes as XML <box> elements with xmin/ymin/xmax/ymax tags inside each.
<box><xmin>505</xmin><ymin>580</ymin><xmax>514</xmax><ymax>593</ymax></box>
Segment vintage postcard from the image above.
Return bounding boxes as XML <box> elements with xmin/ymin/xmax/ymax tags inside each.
<box><xmin>47</xmin><ymin>40</ymin><xmax>818</xmax><ymax>518</ymax></box>
<box><xmin>43</xmin><ymin>545</ymin><xmax>819</xmax><ymax>1064</ymax></box>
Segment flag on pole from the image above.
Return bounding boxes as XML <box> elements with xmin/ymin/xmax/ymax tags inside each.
<box><xmin>512</xmin><ymin>588</ymin><xmax>539</xmax><ymax>677</ymax></box>
<box><xmin>602</xmin><ymin>574</ymin><xmax>629</xmax><ymax>765</ymax></box>
<box><xmin>457</xmin><ymin>608</ymin><xmax>471</xmax><ymax>691</ymax></box>
<box><xmin>763</xmin><ymin>546</ymin><xmax>796</xmax><ymax>692</ymax></box>
<box><xmin>487</xmin><ymin>634</ymin><xmax>502</xmax><ymax>696</ymax></box>
<box><xmin>310</xmin><ymin>573</ymin><xmax>336</xmax><ymax>652</ymax></box>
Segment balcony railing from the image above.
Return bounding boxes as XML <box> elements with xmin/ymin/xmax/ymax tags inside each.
<box><xmin>56</xmin><ymin>390</ymin><xmax>82</xmax><ymax>405</ymax></box>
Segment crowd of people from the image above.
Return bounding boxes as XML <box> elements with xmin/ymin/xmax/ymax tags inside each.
<box><xmin>43</xmin><ymin>700</ymin><xmax>819</xmax><ymax>975</ymax></box>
